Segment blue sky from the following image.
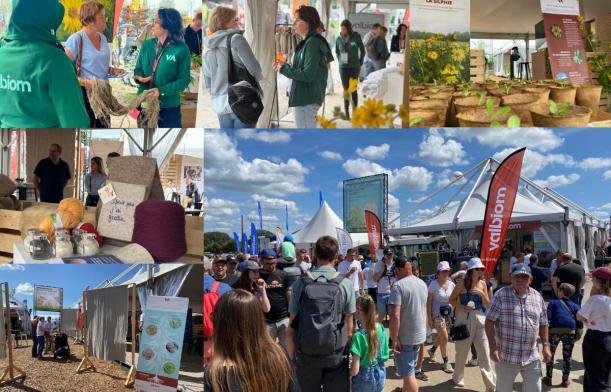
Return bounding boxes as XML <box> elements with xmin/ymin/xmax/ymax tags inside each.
<box><xmin>1</xmin><ymin>264</ymin><xmax>134</xmax><ymax>316</ymax></box>
<box><xmin>204</xmin><ymin>128</ymin><xmax>611</xmax><ymax>235</ymax></box>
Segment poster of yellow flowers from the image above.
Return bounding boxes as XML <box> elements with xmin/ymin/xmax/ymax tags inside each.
<box><xmin>409</xmin><ymin>0</ymin><xmax>471</xmax><ymax>85</ymax></box>
<box><xmin>57</xmin><ymin>0</ymin><xmax>116</xmax><ymax>42</ymax></box>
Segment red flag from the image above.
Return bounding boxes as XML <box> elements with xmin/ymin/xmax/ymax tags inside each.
<box><xmin>365</xmin><ymin>210</ymin><xmax>382</xmax><ymax>261</ymax></box>
<box><xmin>76</xmin><ymin>303</ymin><xmax>84</xmax><ymax>330</ymax></box>
<box><xmin>480</xmin><ymin>148</ymin><xmax>526</xmax><ymax>277</ymax></box>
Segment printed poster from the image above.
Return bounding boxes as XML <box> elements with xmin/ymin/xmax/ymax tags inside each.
<box><xmin>343</xmin><ymin>174</ymin><xmax>388</xmax><ymax>233</ymax></box>
<box><xmin>34</xmin><ymin>285</ymin><xmax>63</xmax><ymax>312</ymax></box>
<box><xmin>540</xmin><ymin>0</ymin><xmax>591</xmax><ymax>84</ymax></box>
<box><xmin>409</xmin><ymin>0</ymin><xmax>471</xmax><ymax>84</ymax></box>
<box><xmin>135</xmin><ymin>296</ymin><xmax>189</xmax><ymax>392</ymax></box>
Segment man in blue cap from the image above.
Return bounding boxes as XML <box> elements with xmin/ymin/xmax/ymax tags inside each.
<box><xmin>485</xmin><ymin>263</ymin><xmax>551</xmax><ymax>392</ymax></box>
<box><xmin>259</xmin><ymin>248</ymin><xmax>291</xmax><ymax>350</ymax></box>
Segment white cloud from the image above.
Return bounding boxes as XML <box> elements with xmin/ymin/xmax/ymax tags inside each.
<box><xmin>247</xmin><ymin>213</ymin><xmax>279</xmax><ymax>223</ymax></box>
<box><xmin>417</xmin><ymin>130</ymin><xmax>467</xmax><ymax>167</ymax></box>
<box><xmin>492</xmin><ymin>148</ymin><xmax>574</xmax><ymax>178</ymax></box>
<box><xmin>441</xmin><ymin>128</ymin><xmax>563</xmax><ymax>152</ymax></box>
<box><xmin>388</xmin><ymin>194</ymin><xmax>400</xmax><ymax>212</ymax></box>
<box><xmin>342</xmin><ymin>158</ymin><xmax>433</xmax><ymax>192</ymax></box>
<box><xmin>205</xmin><ymin>130</ymin><xmax>309</xmax><ymax>196</ymax></box>
<box><xmin>579</xmin><ymin>157</ymin><xmax>611</xmax><ymax>170</ymax></box>
<box><xmin>604</xmin><ymin>170</ymin><xmax>611</xmax><ymax>180</ymax></box>
<box><xmin>235</xmin><ymin>129</ymin><xmax>291</xmax><ymax>143</ymax></box>
<box><xmin>319</xmin><ymin>150</ymin><xmax>343</xmax><ymax>161</ymax></box>
<box><xmin>436</xmin><ymin>169</ymin><xmax>468</xmax><ymax>187</ymax></box>
<box><xmin>205</xmin><ymin>199</ymin><xmax>241</xmax><ymax>220</ymax></box>
<box><xmin>16</xmin><ymin>282</ymin><xmax>34</xmax><ymax>294</ymax></box>
<box><xmin>0</xmin><ymin>265</ymin><xmax>25</xmax><ymax>271</ymax></box>
<box><xmin>407</xmin><ymin>196</ymin><xmax>428</xmax><ymax>203</ymax></box>
<box><xmin>534</xmin><ymin>173</ymin><xmax>581</xmax><ymax>188</ymax></box>
<box><xmin>601</xmin><ymin>202</ymin><xmax>611</xmax><ymax>209</ymax></box>
<box><xmin>251</xmin><ymin>194</ymin><xmax>299</xmax><ymax>213</ymax></box>
<box><xmin>356</xmin><ymin>144</ymin><xmax>390</xmax><ymax>160</ymax></box>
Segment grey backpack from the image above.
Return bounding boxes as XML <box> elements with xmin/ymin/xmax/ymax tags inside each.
<box><xmin>296</xmin><ymin>272</ymin><xmax>346</xmax><ymax>367</ymax></box>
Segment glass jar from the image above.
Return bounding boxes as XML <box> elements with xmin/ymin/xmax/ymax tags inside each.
<box><xmin>23</xmin><ymin>229</ymin><xmax>41</xmax><ymax>253</ymax></box>
<box><xmin>54</xmin><ymin>234</ymin><xmax>73</xmax><ymax>258</ymax></box>
<box><xmin>30</xmin><ymin>234</ymin><xmax>53</xmax><ymax>260</ymax></box>
<box><xmin>56</xmin><ymin>229</ymin><xmax>71</xmax><ymax>240</ymax></box>
<box><xmin>78</xmin><ymin>233</ymin><xmax>99</xmax><ymax>256</ymax></box>
<box><xmin>72</xmin><ymin>228</ymin><xmax>84</xmax><ymax>254</ymax></box>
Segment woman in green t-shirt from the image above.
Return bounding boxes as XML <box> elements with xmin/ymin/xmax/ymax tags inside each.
<box><xmin>350</xmin><ymin>295</ymin><xmax>389</xmax><ymax>392</ymax></box>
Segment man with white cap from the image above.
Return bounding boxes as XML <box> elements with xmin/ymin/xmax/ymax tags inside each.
<box><xmin>485</xmin><ymin>264</ymin><xmax>551</xmax><ymax>392</ymax></box>
<box><xmin>426</xmin><ymin>261</ymin><xmax>456</xmax><ymax>374</ymax></box>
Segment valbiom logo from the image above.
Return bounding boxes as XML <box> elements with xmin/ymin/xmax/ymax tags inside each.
<box><xmin>487</xmin><ymin>186</ymin><xmax>507</xmax><ymax>252</ymax></box>
<box><xmin>0</xmin><ymin>74</ymin><xmax>32</xmax><ymax>93</ymax></box>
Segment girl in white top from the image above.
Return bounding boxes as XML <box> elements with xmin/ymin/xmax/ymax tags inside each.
<box><xmin>577</xmin><ymin>267</ymin><xmax>611</xmax><ymax>391</ymax></box>
<box><xmin>426</xmin><ymin>261</ymin><xmax>456</xmax><ymax>374</ymax></box>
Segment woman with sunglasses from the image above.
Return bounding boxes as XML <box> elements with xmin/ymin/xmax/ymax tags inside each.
<box><xmin>134</xmin><ymin>8</ymin><xmax>191</xmax><ymax>127</ymax></box>
<box><xmin>449</xmin><ymin>257</ymin><xmax>496</xmax><ymax>391</ymax></box>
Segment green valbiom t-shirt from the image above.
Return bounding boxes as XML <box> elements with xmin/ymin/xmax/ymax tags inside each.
<box><xmin>350</xmin><ymin>323</ymin><xmax>389</xmax><ymax>368</ymax></box>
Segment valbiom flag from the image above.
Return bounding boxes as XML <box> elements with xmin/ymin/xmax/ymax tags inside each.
<box><xmin>250</xmin><ymin>223</ymin><xmax>258</xmax><ymax>255</ymax></box>
<box><xmin>233</xmin><ymin>232</ymin><xmax>240</xmax><ymax>252</ymax></box>
<box><xmin>480</xmin><ymin>148</ymin><xmax>526</xmax><ymax>277</ymax></box>
<box><xmin>365</xmin><ymin>210</ymin><xmax>383</xmax><ymax>261</ymax></box>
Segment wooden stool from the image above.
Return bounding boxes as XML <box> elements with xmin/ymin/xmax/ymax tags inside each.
<box><xmin>518</xmin><ymin>62</ymin><xmax>531</xmax><ymax>80</ymax></box>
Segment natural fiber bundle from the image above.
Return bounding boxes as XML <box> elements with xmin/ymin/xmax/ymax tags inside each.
<box><xmin>39</xmin><ymin>211</ymin><xmax>81</xmax><ymax>240</ymax></box>
<box><xmin>0</xmin><ymin>175</ymin><xmax>17</xmax><ymax>197</ymax></box>
<box><xmin>75</xmin><ymin>222</ymin><xmax>103</xmax><ymax>246</ymax></box>
<box><xmin>58</xmin><ymin>198</ymin><xmax>85</xmax><ymax>224</ymax></box>
<box><xmin>86</xmin><ymin>79</ymin><xmax>160</xmax><ymax>128</ymax></box>
<box><xmin>132</xmin><ymin>200</ymin><xmax>187</xmax><ymax>263</ymax></box>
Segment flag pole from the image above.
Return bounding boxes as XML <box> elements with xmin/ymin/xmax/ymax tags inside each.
<box><xmin>0</xmin><ymin>282</ymin><xmax>26</xmax><ymax>386</ymax></box>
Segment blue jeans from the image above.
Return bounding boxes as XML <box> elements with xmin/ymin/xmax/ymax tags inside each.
<box><xmin>376</xmin><ymin>293</ymin><xmax>391</xmax><ymax>316</ymax></box>
<box><xmin>158</xmin><ymin>106</ymin><xmax>182</xmax><ymax>127</ymax></box>
<box><xmin>364</xmin><ymin>61</ymin><xmax>374</xmax><ymax>77</ymax></box>
<box><xmin>218</xmin><ymin>112</ymin><xmax>255</xmax><ymax>128</ymax></box>
<box><xmin>352</xmin><ymin>363</ymin><xmax>385</xmax><ymax>392</ymax></box>
<box><xmin>293</xmin><ymin>104</ymin><xmax>320</xmax><ymax>128</ymax></box>
<box><xmin>395</xmin><ymin>344</ymin><xmax>420</xmax><ymax>377</ymax></box>
<box><xmin>37</xmin><ymin>335</ymin><xmax>45</xmax><ymax>357</ymax></box>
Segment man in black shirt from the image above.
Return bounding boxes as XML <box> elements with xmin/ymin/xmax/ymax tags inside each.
<box><xmin>32</xmin><ymin>144</ymin><xmax>71</xmax><ymax>203</ymax></box>
<box><xmin>552</xmin><ymin>253</ymin><xmax>585</xmax><ymax>304</ymax></box>
<box><xmin>185</xmin><ymin>177</ymin><xmax>201</xmax><ymax>208</ymax></box>
<box><xmin>211</xmin><ymin>257</ymin><xmax>239</xmax><ymax>287</ymax></box>
<box><xmin>259</xmin><ymin>248</ymin><xmax>291</xmax><ymax>350</ymax></box>
<box><xmin>184</xmin><ymin>12</ymin><xmax>202</xmax><ymax>56</ymax></box>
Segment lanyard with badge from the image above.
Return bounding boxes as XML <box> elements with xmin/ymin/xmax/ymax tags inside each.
<box><xmin>341</xmin><ymin>37</ymin><xmax>349</xmax><ymax>65</ymax></box>
<box><xmin>150</xmin><ymin>38</ymin><xmax>173</xmax><ymax>87</ymax></box>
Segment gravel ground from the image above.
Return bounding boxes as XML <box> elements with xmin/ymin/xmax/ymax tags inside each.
<box><xmin>0</xmin><ymin>342</ymin><xmax>129</xmax><ymax>392</ymax></box>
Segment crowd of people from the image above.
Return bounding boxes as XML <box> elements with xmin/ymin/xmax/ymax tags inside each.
<box><xmin>0</xmin><ymin>0</ymin><xmax>200</xmax><ymax>128</ymax></box>
<box><xmin>203</xmin><ymin>5</ymin><xmax>406</xmax><ymax>128</ymax></box>
<box><xmin>204</xmin><ymin>234</ymin><xmax>611</xmax><ymax>392</ymax></box>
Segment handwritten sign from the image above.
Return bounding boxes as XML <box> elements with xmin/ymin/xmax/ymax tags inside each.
<box><xmin>97</xmin><ymin>181</ymin><xmax>147</xmax><ymax>242</ymax></box>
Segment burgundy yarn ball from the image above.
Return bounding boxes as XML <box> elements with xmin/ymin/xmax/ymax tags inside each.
<box><xmin>132</xmin><ymin>200</ymin><xmax>187</xmax><ymax>262</ymax></box>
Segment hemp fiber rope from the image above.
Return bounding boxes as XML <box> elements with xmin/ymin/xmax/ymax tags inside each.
<box><xmin>86</xmin><ymin>79</ymin><xmax>161</xmax><ymax>128</ymax></box>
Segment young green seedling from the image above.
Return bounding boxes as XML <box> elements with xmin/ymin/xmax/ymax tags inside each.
<box><xmin>549</xmin><ymin>100</ymin><xmax>571</xmax><ymax>117</ymax></box>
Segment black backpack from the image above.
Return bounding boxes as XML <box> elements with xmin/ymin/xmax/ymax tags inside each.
<box><xmin>296</xmin><ymin>272</ymin><xmax>346</xmax><ymax>367</ymax></box>
<box><xmin>226</xmin><ymin>34</ymin><xmax>264</xmax><ymax>125</ymax></box>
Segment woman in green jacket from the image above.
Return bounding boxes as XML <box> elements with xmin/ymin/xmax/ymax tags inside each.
<box><xmin>273</xmin><ymin>6</ymin><xmax>332</xmax><ymax>128</ymax></box>
<box><xmin>134</xmin><ymin>8</ymin><xmax>191</xmax><ymax>127</ymax></box>
<box><xmin>336</xmin><ymin>19</ymin><xmax>365</xmax><ymax>119</ymax></box>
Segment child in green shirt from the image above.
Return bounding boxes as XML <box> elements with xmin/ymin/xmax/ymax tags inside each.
<box><xmin>351</xmin><ymin>295</ymin><xmax>389</xmax><ymax>392</ymax></box>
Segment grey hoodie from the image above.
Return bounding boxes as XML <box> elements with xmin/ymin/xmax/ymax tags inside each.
<box><xmin>203</xmin><ymin>29</ymin><xmax>262</xmax><ymax>116</ymax></box>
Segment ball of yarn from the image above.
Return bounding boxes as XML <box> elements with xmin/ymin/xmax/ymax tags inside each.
<box><xmin>132</xmin><ymin>200</ymin><xmax>187</xmax><ymax>263</ymax></box>
<box><xmin>39</xmin><ymin>211</ymin><xmax>80</xmax><ymax>240</ymax></box>
<box><xmin>58</xmin><ymin>198</ymin><xmax>85</xmax><ymax>226</ymax></box>
<box><xmin>75</xmin><ymin>222</ymin><xmax>103</xmax><ymax>246</ymax></box>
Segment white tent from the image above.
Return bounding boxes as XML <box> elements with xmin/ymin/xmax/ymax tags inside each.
<box><xmin>388</xmin><ymin>157</ymin><xmax>607</xmax><ymax>272</ymax></box>
<box><xmin>293</xmin><ymin>201</ymin><xmax>369</xmax><ymax>247</ymax></box>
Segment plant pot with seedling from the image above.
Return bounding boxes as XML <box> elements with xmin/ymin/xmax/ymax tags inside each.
<box><xmin>408</xmin><ymin>109</ymin><xmax>446</xmax><ymax>127</ymax></box>
<box><xmin>456</xmin><ymin>99</ymin><xmax>518</xmax><ymax>127</ymax></box>
<box><xmin>452</xmin><ymin>93</ymin><xmax>501</xmax><ymax>126</ymax></box>
<box><xmin>501</xmin><ymin>93</ymin><xmax>540</xmax><ymax>124</ymax></box>
<box><xmin>575</xmin><ymin>84</ymin><xmax>603</xmax><ymax>110</ymax></box>
<box><xmin>521</xmin><ymin>86</ymin><xmax>551</xmax><ymax>104</ymax></box>
<box><xmin>548</xmin><ymin>84</ymin><xmax>577</xmax><ymax>104</ymax></box>
<box><xmin>409</xmin><ymin>99</ymin><xmax>450</xmax><ymax>125</ymax></box>
<box><xmin>530</xmin><ymin>100</ymin><xmax>592</xmax><ymax>127</ymax></box>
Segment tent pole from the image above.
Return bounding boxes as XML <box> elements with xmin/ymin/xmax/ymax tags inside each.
<box><xmin>0</xmin><ymin>282</ymin><xmax>27</xmax><ymax>386</ymax></box>
<box><xmin>125</xmin><ymin>284</ymin><xmax>137</xmax><ymax>388</ymax></box>
<box><xmin>402</xmin><ymin>28</ymin><xmax>409</xmax><ymax>127</ymax></box>
<box><xmin>76</xmin><ymin>289</ymin><xmax>96</xmax><ymax>374</ymax></box>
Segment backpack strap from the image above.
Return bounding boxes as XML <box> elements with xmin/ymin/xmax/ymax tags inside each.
<box><xmin>226</xmin><ymin>33</ymin><xmax>237</xmax><ymax>84</ymax></box>
<box><xmin>210</xmin><ymin>281</ymin><xmax>221</xmax><ymax>294</ymax></box>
